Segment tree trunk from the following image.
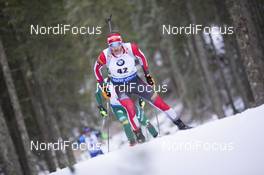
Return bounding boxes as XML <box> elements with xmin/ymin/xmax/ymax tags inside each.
<box><xmin>160</xmin><ymin>38</ymin><xmax>192</xmax><ymax>114</ymax></box>
<box><xmin>38</xmin><ymin>78</ymin><xmax>69</xmax><ymax>169</ymax></box>
<box><xmin>0</xmin><ymin>39</ymin><xmax>38</xmax><ymax>175</ymax></box>
<box><xmin>0</xmin><ymin>106</ymin><xmax>23</xmax><ymax>175</ymax></box>
<box><xmin>56</xmin><ymin>110</ymin><xmax>76</xmax><ymax>172</ymax></box>
<box><xmin>208</xmin><ymin>33</ymin><xmax>238</xmax><ymax>114</ymax></box>
<box><xmin>226</xmin><ymin>0</ymin><xmax>264</xmax><ymax>106</ymax></box>
<box><xmin>213</xmin><ymin>0</ymin><xmax>255</xmax><ymax>108</ymax></box>
<box><xmin>232</xmin><ymin>37</ymin><xmax>255</xmax><ymax>106</ymax></box>
<box><xmin>186</xmin><ymin>36</ymin><xmax>211</xmax><ymax>107</ymax></box>
<box><xmin>223</xmin><ymin>35</ymin><xmax>250</xmax><ymax>109</ymax></box>
<box><xmin>21</xmin><ymin>56</ymin><xmax>58</xmax><ymax>172</ymax></box>
<box><xmin>159</xmin><ymin>46</ymin><xmax>180</xmax><ymax>97</ymax></box>
<box><xmin>247</xmin><ymin>0</ymin><xmax>264</xmax><ymax>54</ymax></box>
<box><xmin>186</xmin><ymin>0</ymin><xmax>225</xmax><ymax>118</ymax></box>
<box><xmin>27</xmin><ymin>57</ymin><xmax>69</xmax><ymax>169</ymax></box>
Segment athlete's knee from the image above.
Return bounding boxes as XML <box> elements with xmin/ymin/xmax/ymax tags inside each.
<box><xmin>119</xmin><ymin>98</ymin><xmax>139</xmax><ymax>130</ymax></box>
<box><xmin>152</xmin><ymin>94</ymin><xmax>170</xmax><ymax>111</ymax></box>
<box><xmin>119</xmin><ymin>98</ymin><xmax>136</xmax><ymax>117</ymax></box>
<box><xmin>119</xmin><ymin>116</ymin><xmax>129</xmax><ymax>125</ymax></box>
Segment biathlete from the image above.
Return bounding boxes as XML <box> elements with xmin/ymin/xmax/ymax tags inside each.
<box><xmin>94</xmin><ymin>32</ymin><xmax>191</xmax><ymax>141</ymax></box>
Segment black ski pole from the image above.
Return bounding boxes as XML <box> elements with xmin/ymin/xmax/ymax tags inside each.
<box><xmin>106</xmin><ymin>100</ymin><xmax>110</xmax><ymax>152</ymax></box>
<box><xmin>105</xmin><ymin>14</ymin><xmax>113</xmax><ymax>33</ymax></box>
<box><xmin>151</xmin><ymin>76</ymin><xmax>161</xmax><ymax>136</ymax></box>
<box><xmin>154</xmin><ymin>110</ymin><xmax>161</xmax><ymax>136</ymax></box>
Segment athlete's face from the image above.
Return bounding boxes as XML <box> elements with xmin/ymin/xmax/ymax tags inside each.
<box><xmin>110</xmin><ymin>42</ymin><xmax>123</xmax><ymax>56</ymax></box>
<box><xmin>111</xmin><ymin>46</ymin><xmax>122</xmax><ymax>55</ymax></box>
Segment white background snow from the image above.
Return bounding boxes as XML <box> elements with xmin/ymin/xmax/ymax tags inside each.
<box><xmin>50</xmin><ymin>105</ymin><xmax>264</xmax><ymax>175</ymax></box>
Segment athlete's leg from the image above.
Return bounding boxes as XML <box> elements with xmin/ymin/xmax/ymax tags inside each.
<box><xmin>134</xmin><ymin>77</ymin><xmax>180</xmax><ymax>121</ymax></box>
<box><xmin>135</xmin><ymin>104</ymin><xmax>146</xmax><ymax>124</ymax></box>
<box><xmin>119</xmin><ymin>97</ymin><xmax>139</xmax><ymax>131</ymax></box>
<box><xmin>111</xmin><ymin>105</ymin><xmax>135</xmax><ymax>142</ymax></box>
<box><xmin>133</xmin><ymin>77</ymin><xmax>191</xmax><ymax>129</ymax></box>
<box><xmin>113</xmin><ymin>84</ymin><xmax>140</xmax><ymax>131</ymax></box>
<box><xmin>114</xmin><ymin>84</ymin><xmax>146</xmax><ymax>142</ymax></box>
<box><xmin>136</xmin><ymin>104</ymin><xmax>158</xmax><ymax>137</ymax></box>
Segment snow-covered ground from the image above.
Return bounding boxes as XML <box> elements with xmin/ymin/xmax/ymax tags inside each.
<box><xmin>51</xmin><ymin>105</ymin><xmax>264</xmax><ymax>175</ymax></box>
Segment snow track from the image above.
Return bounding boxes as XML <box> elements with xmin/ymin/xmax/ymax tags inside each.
<box><xmin>51</xmin><ymin>105</ymin><xmax>264</xmax><ymax>175</ymax></box>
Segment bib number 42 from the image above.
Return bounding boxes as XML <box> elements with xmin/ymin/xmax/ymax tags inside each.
<box><xmin>117</xmin><ymin>67</ymin><xmax>128</xmax><ymax>74</ymax></box>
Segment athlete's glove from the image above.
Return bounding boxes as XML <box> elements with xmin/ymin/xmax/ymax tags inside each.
<box><xmin>139</xmin><ymin>98</ymin><xmax>146</xmax><ymax>109</ymax></box>
<box><xmin>98</xmin><ymin>105</ymin><xmax>107</xmax><ymax>118</ymax></box>
<box><xmin>102</xmin><ymin>85</ymin><xmax>111</xmax><ymax>99</ymax></box>
<box><xmin>145</xmin><ymin>74</ymin><xmax>155</xmax><ymax>86</ymax></box>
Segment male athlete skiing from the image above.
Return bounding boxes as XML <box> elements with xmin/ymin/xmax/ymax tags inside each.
<box><xmin>94</xmin><ymin>32</ymin><xmax>191</xmax><ymax>141</ymax></box>
<box><xmin>95</xmin><ymin>79</ymin><xmax>158</xmax><ymax>145</ymax></box>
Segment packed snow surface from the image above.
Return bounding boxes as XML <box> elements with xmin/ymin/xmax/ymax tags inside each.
<box><xmin>51</xmin><ymin>105</ymin><xmax>264</xmax><ymax>175</ymax></box>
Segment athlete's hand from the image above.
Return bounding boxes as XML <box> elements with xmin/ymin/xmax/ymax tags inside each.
<box><xmin>98</xmin><ymin>105</ymin><xmax>107</xmax><ymax>118</ymax></box>
<box><xmin>102</xmin><ymin>85</ymin><xmax>111</xmax><ymax>99</ymax></box>
<box><xmin>145</xmin><ymin>74</ymin><xmax>155</xmax><ymax>86</ymax></box>
<box><xmin>139</xmin><ymin>98</ymin><xmax>146</xmax><ymax>109</ymax></box>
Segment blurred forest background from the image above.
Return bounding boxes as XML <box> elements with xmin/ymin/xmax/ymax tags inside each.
<box><xmin>0</xmin><ymin>0</ymin><xmax>264</xmax><ymax>174</ymax></box>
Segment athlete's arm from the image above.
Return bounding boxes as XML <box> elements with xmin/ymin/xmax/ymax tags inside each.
<box><xmin>95</xmin><ymin>85</ymin><xmax>108</xmax><ymax>117</ymax></box>
<box><xmin>95</xmin><ymin>84</ymin><xmax>104</xmax><ymax>107</ymax></box>
<box><xmin>131</xmin><ymin>43</ymin><xmax>155</xmax><ymax>85</ymax></box>
<box><xmin>131</xmin><ymin>43</ymin><xmax>150</xmax><ymax>75</ymax></box>
<box><xmin>94</xmin><ymin>52</ymin><xmax>106</xmax><ymax>87</ymax></box>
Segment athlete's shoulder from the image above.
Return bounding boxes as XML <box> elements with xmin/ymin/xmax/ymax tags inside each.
<box><xmin>123</xmin><ymin>42</ymin><xmax>139</xmax><ymax>53</ymax></box>
<box><xmin>122</xmin><ymin>42</ymin><xmax>137</xmax><ymax>48</ymax></box>
<box><xmin>122</xmin><ymin>42</ymin><xmax>132</xmax><ymax>47</ymax></box>
<box><xmin>129</xmin><ymin>42</ymin><xmax>141</xmax><ymax>55</ymax></box>
<box><xmin>97</xmin><ymin>48</ymin><xmax>108</xmax><ymax>64</ymax></box>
